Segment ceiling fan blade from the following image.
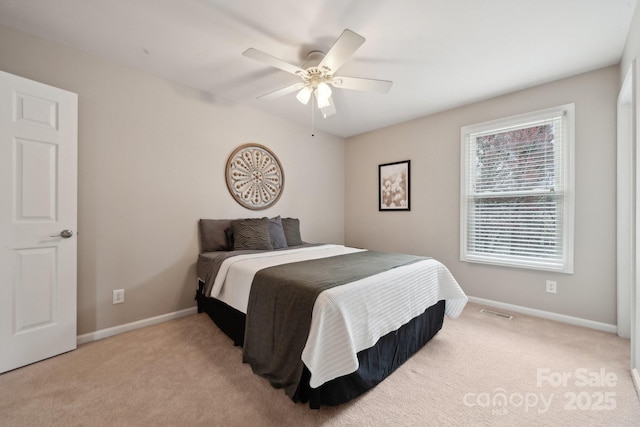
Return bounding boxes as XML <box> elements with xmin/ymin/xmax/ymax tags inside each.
<box><xmin>257</xmin><ymin>83</ymin><xmax>305</xmax><ymax>100</ymax></box>
<box><xmin>318</xmin><ymin>29</ymin><xmax>365</xmax><ymax>74</ymax></box>
<box><xmin>243</xmin><ymin>48</ymin><xmax>306</xmax><ymax>76</ymax></box>
<box><xmin>330</xmin><ymin>76</ymin><xmax>393</xmax><ymax>93</ymax></box>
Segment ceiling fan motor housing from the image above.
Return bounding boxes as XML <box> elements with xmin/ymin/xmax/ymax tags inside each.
<box><xmin>298</xmin><ymin>51</ymin><xmax>334</xmax><ymax>88</ymax></box>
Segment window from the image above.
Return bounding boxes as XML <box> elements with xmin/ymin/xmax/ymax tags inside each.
<box><xmin>460</xmin><ymin>104</ymin><xmax>574</xmax><ymax>273</ymax></box>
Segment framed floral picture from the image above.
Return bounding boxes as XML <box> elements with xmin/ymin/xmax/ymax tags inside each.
<box><xmin>379</xmin><ymin>160</ymin><xmax>410</xmax><ymax>211</ymax></box>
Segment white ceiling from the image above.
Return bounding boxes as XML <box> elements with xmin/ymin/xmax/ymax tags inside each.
<box><xmin>0</xmin><ymin>0</ymin><xmax>636</xmax><ymax>137</ymax></box>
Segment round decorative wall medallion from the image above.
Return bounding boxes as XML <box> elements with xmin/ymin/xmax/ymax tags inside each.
<box><xmin>225</xmin><ymin>143</ymin><xmax>284</xmax><ymax>210</ymax></box>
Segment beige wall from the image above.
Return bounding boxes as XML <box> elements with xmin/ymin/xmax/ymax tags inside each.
<box><xmin>0</xmin><ymin>19</ymin><xmax>629</xmax><ymax>333</ymax></box>
<box><xmin>346</xmin><ymin>66</ymin><xmax>619</xmax><ymax>325</ymax></box>
<box><xmin>0</xmin><ymin>25</ymin><xmax>346</xmax><ymax>335</ymax></box>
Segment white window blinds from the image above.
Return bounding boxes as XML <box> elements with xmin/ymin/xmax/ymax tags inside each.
<box><xmin>461</xmin><ymin>105</ymin><xmax>574</xmax><ymax>273</ymax></box>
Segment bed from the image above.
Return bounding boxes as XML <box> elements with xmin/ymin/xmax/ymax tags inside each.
<box><xmin>196</xmin><ymin>216</ymin><xmax>467</xmax><ymax>408</ymax></box>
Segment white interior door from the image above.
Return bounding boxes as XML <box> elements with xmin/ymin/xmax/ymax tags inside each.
<box><xmin>0</xmin><ymin>71</ymin><xmax>78</xmax><ymax>373</ymax></box>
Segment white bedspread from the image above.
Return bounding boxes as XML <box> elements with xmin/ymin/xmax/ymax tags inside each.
<box><xmin>209</xmin><ymin>244</ymin><xmax>468</xmax><ymax>389</ymax></box>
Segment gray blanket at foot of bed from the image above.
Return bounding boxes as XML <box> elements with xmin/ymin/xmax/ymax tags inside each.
<box><xmin>242</xmin><ymin>250</ymin><xmax>428</xmax><ymax>398</ymax></box>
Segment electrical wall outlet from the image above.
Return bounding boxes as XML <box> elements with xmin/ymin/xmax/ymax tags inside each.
<box><xmin>113</xmin><ymin>289</ymin><xmax>125</xmax><ymax>304</ymax></box>
<box><xmin>545</xmin><ymin>280</ymin><xmax>557</xmax><ymax>294</ymax></box>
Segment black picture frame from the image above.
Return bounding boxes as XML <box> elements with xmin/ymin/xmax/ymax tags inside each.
<box><xmin>379</xmin><ymin>160</ymin><xmax>410</xmax><ymax>211</ymax></box>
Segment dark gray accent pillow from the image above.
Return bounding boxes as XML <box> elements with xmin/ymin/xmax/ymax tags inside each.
<box><xmin>231</xmin><ymin>218</ymin><xmax>273</xmax><ymax>250</ymax></box>
<box><xmin>224</xmin><ymin>227</ymin><xmax>234</xmax><ymax>249</ymax></box>
<box><xmin>281</xmin><ymin>217</ymin><xmax>303</xmax><ymax>246</ymax></box>
<box><xmin>199</xmin><ymin>219</ymin><xmax>232</xmax><ymax>252</ymax></box>
<box><xmin>268</xmin><ymin>216</ymin><xmax>288</xmax><ymax>249</ymax></box>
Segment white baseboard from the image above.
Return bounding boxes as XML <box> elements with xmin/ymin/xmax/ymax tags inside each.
<box><xmin>632</xmin><ymin>368</ymin><xmax>640</xmax><ymax>399</ymax></box>
<box><xmin>76</xmin><ymin>306</ymin><xmax>199</xmax><ymax>345</ymax></box>
<box><xmin>467</xmin><ymin>296</ymin><xmax>617</xmax><ymax>334</ymax></box>
<box><xmin>77</xmin><ymin>298</ymin><xmax>617</xmax><ymax>343</ymax></box>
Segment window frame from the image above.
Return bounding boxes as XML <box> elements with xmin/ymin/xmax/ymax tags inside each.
<box><xmin>460</xmin><ymin>104</ymin><xmax>575</xmax><ymax>273</ymax></box>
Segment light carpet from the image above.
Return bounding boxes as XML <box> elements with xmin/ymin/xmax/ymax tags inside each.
<box><xmin>1</xmin><ymin>302</ymin><xmax>639</xmax><ymax>426</ymax></box>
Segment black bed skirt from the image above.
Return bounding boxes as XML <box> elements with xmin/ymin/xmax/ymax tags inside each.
<box><xmin>196</xmin><ymin>280</ymin><xmax>445</xmax><ymax>408</ymax></box>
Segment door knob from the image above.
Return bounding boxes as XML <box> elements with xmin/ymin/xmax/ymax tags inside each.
<box><xmin>50</xmin><ymin>229</ymin><xmax>73</xmax><ymax>238</ymax></box>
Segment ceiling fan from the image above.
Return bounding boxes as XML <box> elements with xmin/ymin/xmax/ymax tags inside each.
<box><xmin>242</xmin><ymin>29</ymin><xmax>393</xmax><ymax>119</ymax></box>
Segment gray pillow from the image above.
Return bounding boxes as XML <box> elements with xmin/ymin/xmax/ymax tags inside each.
<box><xmin>199</xmin><ymin>219</ymin><xmax>232</xmax><ymax>252</ymax></box>
<box><xmin>231</xmin><ymin>218</ymin><xmax>273</xmax><ymax>250</ymax></box>
<box><xmin>281</xmin><ymin>217</ymin><xmax>303</xmax><ymax>246</ymax></box>
<box><xmin>268</xmin><ymin>216</ymin><xmax>288</xmax><ymax>249</ymax></box>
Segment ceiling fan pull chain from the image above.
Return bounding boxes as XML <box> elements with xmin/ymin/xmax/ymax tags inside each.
<box><xmin>311</xmin><ymin>93</ymin><xmax>315</xmax><ymax>137</ymax></box>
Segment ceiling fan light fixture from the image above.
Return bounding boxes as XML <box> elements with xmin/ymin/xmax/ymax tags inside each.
<box><xmin>316</xmin><ymin>82</ymin><xmax>333</xmax><ymax>109</ymax></box>
<box><xmin>316</xmin><ymin>81</ymin><xmax>332</xmax><ymax>99</ymax></box>
<box><xmin>296</xmin><ymin>86</ymin><xmax>312</xmax><ymax>104</ymax></box>
<box><xmin>319</xmin><ymin>96</ymin><xmax>335</xmax><ymax>118</ymax></box>
<box><xmin>317</xmin><ymin>93</ymin><xmax>331</xmax><ymax>109</ymax></box>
